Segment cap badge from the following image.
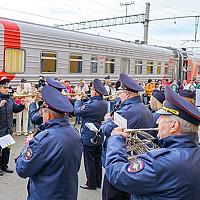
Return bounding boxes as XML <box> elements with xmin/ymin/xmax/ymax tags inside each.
<box><xmin>127</xmin><ymin>159</ymin><xmax>144</xmax><ymax>173</ymax></box>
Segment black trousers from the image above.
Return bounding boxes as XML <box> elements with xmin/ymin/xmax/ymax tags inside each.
<box><xmin>83</xmin><ymin>145</ymin><xmax>102</xmax><ymax>188</ymax></box>
<box><xmin>102</xmin><ymin>175</ymin><xmax>131</xmax><ymax>200</ymax></box>
<box><xmin>0</xmin><ymin>147</ymin><xmax>10</xmax><ymax>169</ymax></box>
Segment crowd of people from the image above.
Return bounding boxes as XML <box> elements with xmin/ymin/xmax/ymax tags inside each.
<box><xmin>0</xmin><ymin>74</ymin><xmax>200</xmax><ymax>200</ymax></box>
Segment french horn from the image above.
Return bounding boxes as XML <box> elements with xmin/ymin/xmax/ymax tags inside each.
<box><xmin>124</xmin><ymin>128</ymin><xmax>159</xmax><ymax>160</ymax></box>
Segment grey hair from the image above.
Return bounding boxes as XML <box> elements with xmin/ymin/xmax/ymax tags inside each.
<box><xmin>167</xmin><ymin>115</ymin><xmax>198</xmax><ymax>134</ymax></box>
<box><xmin>48</xmin><ymin>109</ymin><xmax>65</xmax><ymax>118</ymax></box>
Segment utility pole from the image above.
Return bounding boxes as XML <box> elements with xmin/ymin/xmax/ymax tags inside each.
<box><xmin>195</xmin><ymin>16</ymin><xmax>199</xmax><ymax>42</ymax></box>
<box><xmin>143</xmin><ymin>2</ymin><xmax>150</xmax><ymax>44</ymax></box>
<box><xmin>120</xmin><ymin>1</ymin><xmax>135</xmax><ymax>16</ymax></box>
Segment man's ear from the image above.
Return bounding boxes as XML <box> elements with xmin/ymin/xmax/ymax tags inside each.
<box><xmin>170</xmin><ymin>120</ymin><xmax>180</xmax><ymax>134</ymax></box>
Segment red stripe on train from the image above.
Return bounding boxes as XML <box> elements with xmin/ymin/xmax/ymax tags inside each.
<box><xmin>0</xmin><ymin>19</ymin><xmax>20</xmax><ymax>80</ymax></box>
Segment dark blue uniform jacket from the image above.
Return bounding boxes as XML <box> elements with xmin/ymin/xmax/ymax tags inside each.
<box><xmin>74</xmin><ymin>96</ymin><xmax>107</xmax><ymax>146</ymax></box>
<box><xmin>29</xmin><ymin>102</ymin><xmax>43</xmax><ymax>125</ymax></box>
<box><xmin>105</xmin><ymin>133</ymin><xmax>200</xmax><ymax>200</ymax></box>
<box><xmin>16</xmin><ymin>117</ymin><xmax>83</xmax><ymax>200</ymax></box>
<box><xmin>0</xmin><ymin>93</ymin><xmax>24</xmax><ymax>137</ymax></box>
<box><xmin>101</xmin><ymin>96</ymin><xmax>152</xmax><ymax>166</ymax></box>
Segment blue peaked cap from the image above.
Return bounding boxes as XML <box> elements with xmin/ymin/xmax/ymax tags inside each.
<box><xmin>46</xmin><ymin>77</ymin><xmax>65</xmax><ymax>91</ymax></box>
<box><xmin>41</xmin><ymin>85</ymin><xmax>73</xmax><ymax>113</ymax></box>
<box><xmin>179</xmin><ymin>89</ymin><xmax>195</xmax><ymax>99</ymax></box>
<box><xmin>120</xmin><ymin>74</ymin><xmax>144</xmax><ymax>92</ymax></box>
<box><xmin>152</xmin><ymin>89</ymin><xmax>165</xmax><ymax>103</ymax></box>
<box><xmin>94</xmin><ymin>79</ymin><xmax>108</xmax><ymax>95</ymax></box>
<box><xmin>0</xmin><ymin>77</ymin><xmax>10</xmax><ymax>87</ymax></box>
<box><xmin>157</xmin><ymin>86</ymin><xmax>200</xmax><ymax>125</ymax></box>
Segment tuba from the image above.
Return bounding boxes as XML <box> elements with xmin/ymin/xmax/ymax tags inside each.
<box><xmin>124</xmin><ymin>128</ymin><xmax>159</xmax><ymax>160</ymax></box>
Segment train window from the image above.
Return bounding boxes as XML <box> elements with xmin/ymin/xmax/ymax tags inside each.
<box><xmin>147</xmin><ymin>61</ymin><xmax>154</xmax><ymax>74</ymax></box>
<box><xmin>5</xmin><ymin>48</ymin><xmax>25</xmax><ymax>73</ymax></box>
<box><xmin>164</xmin><ymin>62</ymin><xmax>168</xmax><ymax>74</ymax></box>
<box><xmin>120</xmin><ymin>58</ymin><xmax>130</xmax><ymax>73</ymax></box>
<box><xmin>157</xmin><ymin>62</ymin><xmax>161</xmax><ymax>74</ymax></box>
<box><xmin>70</xmin><ymin>54</ymin><xmax>82</xmax><ymax>73</ymax></box>
<box><xmin>134</xmin><ymin>60</ymin><xmax>143</xmax><ymax>74</ymax></box>
<box><xmin>41</xmin><ymin>52</ymin><xmax>56</xmax><ymax>73</ymax></box>
<box><xmin>105</xmin><ymin>57</ymin><xmax>115</xmax><ymax>73</ymax></box>
<box><xmin>91</xmin><ymin>56</ymin><xmax>98</xmax><ymax>73</ymax></box>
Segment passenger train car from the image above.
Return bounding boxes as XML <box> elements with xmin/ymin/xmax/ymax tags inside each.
<box><xmin>0</xmin><ymin>17</ymin><xmax>200</xmax><ymax>86</ymax></box>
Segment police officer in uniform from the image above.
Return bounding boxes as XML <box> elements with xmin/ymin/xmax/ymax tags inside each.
<box><xmin>16</xmin><ymin>85</ymin><xmax>83</xmax><ymax>200</ymax></box>
<box><xmin>101</xmin><ymin>74</ymin><xmax>152</xmax><ymax>200</ymax></box>
<box><xmin>0</xmin><ymin>77</ymin><xmax>25</xmax><ymax>176</ymax></box>
<box><xmin>29</xmin><ymin>77</ymin><xmax>66</xmax><ymax>126</ymax></box>
<box><xmin>105</xmin><ymin>86</ymin><xmax>200</xmax><ymax>200</ymax></box>
<box><xmin>74</xmin><ymin>78</ymin><xmax>108</xmax><ymax>190</ymax></box>
<box><xmin>149</xmin><ymin>89</ymin><xmax>165</xmax><ymax>136</ymax></box>
<box><xmin>179</xmin><ymin>89</ymin><xmax>195</xmax><ymax>105</ymax></box>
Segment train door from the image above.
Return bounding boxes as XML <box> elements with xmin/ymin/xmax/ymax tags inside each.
<box><xmin>0</xmin><ymin>19</ymin><xmax>22</xmax><ymax>80</ymax></box>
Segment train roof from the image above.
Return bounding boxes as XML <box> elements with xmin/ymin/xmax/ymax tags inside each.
<box><xmin>0</xmin><ymin>17</ymin><xmax>173</xmax><ymax>56</ymax></box>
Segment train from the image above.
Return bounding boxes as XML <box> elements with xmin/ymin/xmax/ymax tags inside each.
<box><xmin>0</xmin><ymin>17</ymin><xmax>200</xmax><ymax>86</ymax></box>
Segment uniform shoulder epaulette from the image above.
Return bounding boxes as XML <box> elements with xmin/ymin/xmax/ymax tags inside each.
<box><xmin>120</xmin><ymin>105</ymin><xmax>131</xmax><ymax>111</ymax></box>
<box><xmin>34</xmin><ymin>130</ymin><xmax>49</xmax><ymax>142</ymax></box>
<box><xmin>147</xmin><ymin>148</ymin><xmax>170</xmax><ymax>159</ymax></box>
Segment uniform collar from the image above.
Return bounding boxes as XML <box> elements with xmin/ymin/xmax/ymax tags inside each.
<box><xmin>0</xmin><ymin>93</ymin><xmax>9</xmax><ymax>98</ymax></box>
<box><xmin>91</xmin><ymin>95</ymin><xmax>103</xmax><ymax>100</ymax></box>
<box><xmin>121</xmin><ymin>96</ymin><xmax>142</xmax><ymax>107</ymax></box>
<box><xmin>45</xmin><ymin>116</ymin><xmax>70</xmax><ymax>128</ymax></box>
<box><xmin>159</xmin><ymin>133</ymin><xmax>199</xmax><ymax>148</ymax></box>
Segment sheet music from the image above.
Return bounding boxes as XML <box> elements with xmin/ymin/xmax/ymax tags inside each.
<box><xmin>114</xmin><ymin>112</ymin><xmax>127</xmax><ymax>129</ymax></box>
<box><xmin>0</xmin><ymin>134</ymin><xmax>16</xmax><ymax>149</ymax></box>
<box><xmin>85</xmin><ymin>123</ymin><xmax>98</xmax><ymax>132</ymax></box>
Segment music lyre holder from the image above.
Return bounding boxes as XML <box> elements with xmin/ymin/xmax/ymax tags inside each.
<box><xmin>85</xmin><ymin>123</ymin><xmax>101</xmax><ymax>144</ymax></box>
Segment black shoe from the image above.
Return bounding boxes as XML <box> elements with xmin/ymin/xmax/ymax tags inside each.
<box><xmin>97</xmin><ymin>186</ymin><xmax>101</xmax><ymax>189</ymax></box>
<box><xmin>80</xmin><ymin>184</ymin><xmax>97</xmax><ymax>190</ymax></box>
<box><xmin>2</xmin><ymin>168</ymin><xmax>13</xmax><ymax>173</ymax></box>
<box><xmin>0</xmin><ymin>169</ymin><xmax>3</xmax><ymax>176</ymax></box>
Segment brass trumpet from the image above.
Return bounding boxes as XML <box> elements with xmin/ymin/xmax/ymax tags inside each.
<box><xmin>13</xmin><ymin>92</ymin><xmax>41</xmax><ymax>99</ymax></box>
<box><xmin>104</xmin><ymin>94</ymin><xmax>118</xmax><ymax>101</ymax></box>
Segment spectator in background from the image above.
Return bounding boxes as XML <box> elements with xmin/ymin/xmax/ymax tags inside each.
<box><xmin>149</xmin><ymin>89</ymin><xmax>165</xmax><ymax>138</ymax></box>
<box><xmin>144</xmin><ymin>79</ymin><xmax>154</xmax><ymax>105</ymax></box>
<box><xmin>186</xmin><ymin>79</ymin><xmax>196</xmax><ymax>92</ymax></box>
<box><xmin>170</xmin><ymin>79</ymin><xmax>179</xmax><ymax>93</ymax></box>
<box><xmin>157</xmin><ymin>79</ymin><xmax>164</xmax><ymax>91</ymax></box>
<box><xmin>179</xmin><ymin>79</ymin><xmax>188</xmax><ymax>91</ymax></box>
<box><xmin>64</xmin><ymin>79</ymin><xmax>74</xmax><ymax>95</ymax></box>
<box><xmin>74</xmin><ymin>80</ymin><xmax>89</xmax><ymax>125</ymax></box>
<box><xmin>35</xmin><ymin>76</ymin><xmax>46</xmax><ymax>91</ymax></box>
<box><xmin>104</xmin><ymin>76</ymin><xmax>112</xmax><ymax>112</ymax></box>
<box><xmin>15</xmin><ymin>79</ymin><xmax>29</xmax><ymax>136</ymax></box>
<box><xmin>164</xmin><ymin>79</ymin><xmax>171</xmax><ymax>87</ymax></box>
<box><xmin>75</xmin><ymin>79</ymin><xmax>89</xmax><ymax>94</ymax></box>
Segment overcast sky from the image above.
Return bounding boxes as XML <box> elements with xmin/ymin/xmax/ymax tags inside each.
<box><xmin>0</xmin><ymin>0</ymin><xmax>200</xmax><ymax>49</ymax></box>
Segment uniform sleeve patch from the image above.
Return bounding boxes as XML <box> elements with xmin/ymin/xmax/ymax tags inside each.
<box><xmin>127</xmin><ymin>159</ymin><xmax>144</xmax><ymax>173</ymax></box>
<box><xmin>23</xmin><ymin>147</ymin><xmax>33</xmax><ymax>160</ymax></box>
